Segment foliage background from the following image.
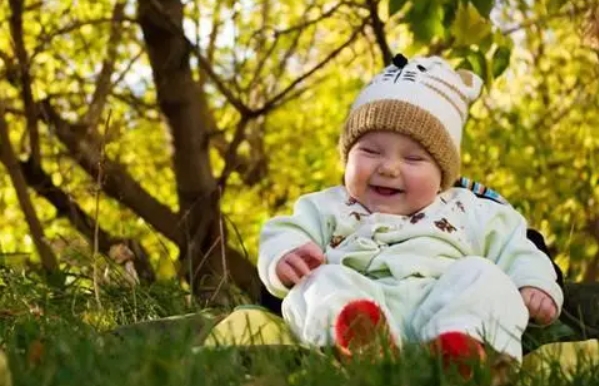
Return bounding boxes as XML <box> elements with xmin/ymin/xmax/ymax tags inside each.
<box><xmin>0</xmin><ymin>1</ymin><xmax>598</xmax><ymax>384</ymax></box>
<box><xmin>0</xmin><ymin>0</ymin><xmax>598</xmax><ymax>302</ymax></box>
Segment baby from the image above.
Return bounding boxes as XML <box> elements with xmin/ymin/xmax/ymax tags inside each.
<box><xmin>258</xmin><ymin>54</ymin><xmax>563</xmax><ymax>371</ymax></box>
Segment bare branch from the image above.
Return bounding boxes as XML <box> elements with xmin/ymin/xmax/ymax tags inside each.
<box><xmin>0</xmin><ymin>101</ymin><xmax>58</xmax><ymax>274</ymax></box>
<box><xmin>9</xmin><ymin>0</ymin><xmax>40</xmax><ymax>166</ymax></box>
<box><xmin>227</xmin><ymin>7</ymin><xmax>245</xmax><ymax>98</ymax></box>
<box><xmin>138</xmin><ymin>0</ymin><xmax>261</xmax><ymax>301</ymax></box>
<box><xmin>206</xmin><ymin>5</ymin><xmax>222</xmax><ymax>68</ymax></box>
<box><xmin>31</xmin><ymin>16</ymin><xmax>136</xmax><ymax>59</ymax></box>
<box><xmin>268</xmin><ymin>22</ymin><xmax>305</xmax><ymax>92</ymax></box>
<box><xmin>272</xmin><ymin>1</ymin><xmax>347</xmax><ymax>36</ymax></box>
<box><xmin>142</xmin><ymin>0</ymin><xmax>252</xmax><ymax>115</ymax></box>
<box><xmin>17</xmin><ymin>156</ymin><xmax>156</xmax><ymax>282</ymax></box>
<box><xmin>218</xmin><ymin>117</ymin><xmax>250</xmax><ymax>189</ymax></box>
<box><xmin>38</xmin><ymin>99</ymin><xmax>183</xmax><ymax>246</ymax></box>
<box><xmin>111</xmin><ymin>90</ymin><xmax>158</xmax><ymax>117</ymax></box>
<box><xmin>253</xmin><ymin>17</ymin><xmax>369</xmax><ymax>116</ymax></box>
<box><xmin>141</xmin><ymin>0</ymin><xmax>365</xmax><ymax>118</ymax></box>
<box><xmin>365</xmin><ymin>0</ymin><xmax>392</xmax><ymax>64</ymax></box>
<box><xmin>111</xmin><ymin>48</ymin><xmax>145</xmax><ymax>89</ymax></box>
<box><xmin>84</xmin><ymin>1</ymin><xmax>127</xmax><ymax>126</ymax></box>
<box><xmin>198</xmin><ymin>3</ymin><xmax>222</xmax><ymax>89</ymax></box>
<box><xmin>244</xmin><ymin>40</ymin><xmax>280</xmax><ymax>95</ymax></box>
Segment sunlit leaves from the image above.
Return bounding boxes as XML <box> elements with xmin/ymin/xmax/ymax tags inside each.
<box><xmin>465</xmin><ymin>7</ymin><xmax>599</xmax><ymax>278</ymax></box>
<box><xmin>388</xmin><ymin>0</ymin><xmax>409</xmax><ymax>17</ymax></box>
<box><xmin>407</xmin><ymin>1</ymin><xmax>445</xmax><ymax>42</ymax></box>
<box><xmin>455</xmin><ymin>44</ymin><xmax>512</xmax><ymax>87</ymax></box>
<box><xmin>491</xmin><ymin>46</ymin><xmax>511</xmax><ymax>78</ymax></box>
<box><xmin>389</xmin><ymin>0</ymin><xmax>495</xmax><ymax>46</ymax></box>
<box><xmin>470</xmin><ymin>0</ymin><xmax>495</xmax><ymax>18</ymax></box>
<box><xmin>451</xmin><ymin>1</ymin><xmax>492</xmax><ymax>47</ymax></box>
<box><xmin>1</xmin><ymin>0</ymin><xmax>599</xmax><ymax>283</ymax></box>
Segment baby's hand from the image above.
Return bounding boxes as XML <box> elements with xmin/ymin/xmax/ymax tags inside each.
<box><xmin>519</xmin><ymin>286</ymin><xmax>558</xmax><ymax>325</ymax></box>
<box><xmin>275</xmin><ymin>242</ymin><xmax>326</xmax><ymax>288</ymax></box>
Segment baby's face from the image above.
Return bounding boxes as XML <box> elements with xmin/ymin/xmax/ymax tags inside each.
<box><xmin>344</xmin><ymin>131</ymin><xmax>442</xmax><ymax>216</ymax></box>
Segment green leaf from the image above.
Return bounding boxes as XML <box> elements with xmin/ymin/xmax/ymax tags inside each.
<box><xmin>456</xmin><ymin>58</ymin><xmax>474</xmax><ymax>72</ymax></box>
<box><xmin>388</xmin><ymin>0</ymin><xmax>410</xmax><ymax>16</ymax></box>
<box><xmin>450</xmin><ymin>1</ymin><xmax>492</xmax><ymax>47</ymax></box>
<box><xmin>466</xmin><ymin>49</ymin><xmax>488</xmax><ymax>86</ymax></box>
<box><xmin>490</xmin><ymin>29</ymin><xmax>514</xmax><ymax>51</ymax></box>
<box><xmin>491</xmin><ymin>46</ymin><xmax>512</xmax><ymax>78</ymax></box>
<box><xmin>547</xmin><ymin>0</ymin><xmax>569</xmax><ymax>13</ymax></box>
<box><xmin>469</xmin><ymin>0</ymin><xmax>494</xmax><ymax>18</ymax></box>
<box><xmin>407</xmin><ymin>2</ymin><xmax>445</xmax><ymax>42</ymax></box>
<box><xmin>442</xmin><ymin>1</ymin><xmax>459</xmax><ymax>28</ymax></box>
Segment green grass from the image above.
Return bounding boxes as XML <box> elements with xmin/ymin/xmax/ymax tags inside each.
<box><xmin>3</xmin><ymin>319</ymin><xmax>599</xmax><ymax>386</ymax></box>
<box><xmin>0</xmin><ymin>267</ymin><xmax>598</xmax><ymax>386</ymax></box>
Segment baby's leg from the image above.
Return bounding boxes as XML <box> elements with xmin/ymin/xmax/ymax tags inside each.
<box><xmin>410</xmin><ymin>256</ymin><xmax>528</xmax><ymax>362</ymax></box>
<box><xmin>282</xmin><ymin>264</ymin><xmax>401</xmax><ymax>352</ymax></box>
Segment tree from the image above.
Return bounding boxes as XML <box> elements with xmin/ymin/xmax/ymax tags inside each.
<box><xmin>1</xmin><ymin>0</ymin><xmax>598</xmax><ymax>312</ymax></box>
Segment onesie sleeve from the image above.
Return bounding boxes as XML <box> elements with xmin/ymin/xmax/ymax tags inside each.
<box><xmin>477</xmin><ymin>200</ymin><xmax>564</xmax><ymax>320</ymax></box>
<box><xmin>258</xmin><ymin>192</ymin><xmax>333</xmax><ymax>298</ymax></box>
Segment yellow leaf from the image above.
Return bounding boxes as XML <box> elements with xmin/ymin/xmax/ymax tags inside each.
<box><xmin>451</xmin><ymin>2</ymin><xmax>492</xmax><ymax>47</ymax></box>
<box><xmin>156</xmin><ymin>255</ymin><xmax>178</xmax><ymax>280</ymax></box>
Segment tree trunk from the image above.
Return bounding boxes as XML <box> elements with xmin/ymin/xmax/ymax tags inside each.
<box><xmin>137</xmin><ymin>0</ymin><xmax>260</xmax><ymax>303</ymax></box>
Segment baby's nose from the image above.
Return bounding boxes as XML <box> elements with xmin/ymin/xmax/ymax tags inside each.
<box><xmin>378</xmin><ymin>159</ymin><xmax>401</xmax><ymax>177</ymax></box>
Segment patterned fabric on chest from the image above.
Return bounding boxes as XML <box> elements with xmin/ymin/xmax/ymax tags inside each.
<box><xmin>329</xmin><ymin>194</ymin><xmax>477</xmax><ymax>253</ymax></box>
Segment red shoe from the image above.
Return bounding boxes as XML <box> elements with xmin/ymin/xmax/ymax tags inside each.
<box><xmin>334</xmin><ymin>299</ymin><xmax>394</xmax><ymax>358</ymax></box>
<box><xmin>429</xmin><ymin>332</ymin><xmax>486</xmax><ymax>379</ymax></box>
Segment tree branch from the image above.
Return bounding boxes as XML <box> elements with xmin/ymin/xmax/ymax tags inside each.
<box><xmin>272</xmin><ymin>1</ymin><xmax>347</xmax><ymax>36</ymax></box>
<box><xmin>83</xmin><ymin>1</ymin><xmax>127</xmax><ymax>126</ymax></box>
<box><xmin>141</xmin><ymin>0</ymin><xmax>252</xmax><ymax>115</ymax></box>
<box><xmin>18</xmin><ymin>156</ymin><xmax>156</xmax><ymax>283</ymax></box>
<box><xmin>38</xmin><ymin>99</ymin><xmax>183</xmax><ymax>246</ymax></box>
<box><xmin>218</xmin><ymin>117</ymin><xmax>250</xmax><ymax>190</ymax></box>
<box><xmin>209</xmin><ymin>130</ymin><xmax>260</xmax><ymax>184</ymax></box>
<box><xmin>0</xmin><ymin>102</ymin><xmax>58</xmax><ymax>273</ymax></box>
<box><xmin>8</xmin><ymin>0</ymin><xmax>40</xmax><ymax>165</ymax></box>
<box><xmin>365</xmin><ymin>0</ymin><xmax>392</xmax><ymax>64</ymax></box>
<box><xmin>31</xmin><ymin>16</ymin><xmax>136</xmax><ymax>59</ymax></box>
<box><xmin>252</xmin><ymin>17</ymin><xmax>369</xmax><ymax>116</ymax></box>
<box><xmin>268</xmin><ymin>20</ymin><xmax>305</xmax><ymax>93</ymax></box>
<box><xmin>138</xmin><ymin>0</ymin><xmax>260</xmax><ymax>301</ymax></box>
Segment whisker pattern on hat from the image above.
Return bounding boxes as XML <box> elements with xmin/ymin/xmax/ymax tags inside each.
<box><xmin>422</xmin><ymin>82</ymin><xmax>467</xmax><ymax>123</ymax></box>
<box><xmin>426</xmin><ymin>74</ymin><xmax>469</xmax><ymax>105</ymax></box>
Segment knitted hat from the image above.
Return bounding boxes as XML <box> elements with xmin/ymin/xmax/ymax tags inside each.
<box><xmin>339</xmin><ymin>54</ymin><xmax>483</xmax><ymax>190</ymax></box>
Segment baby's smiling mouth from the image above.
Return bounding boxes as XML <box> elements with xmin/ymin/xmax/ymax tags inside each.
<box><xmin>370</xmin><ymin>185</ymin><xmax>404</xmax><ymax>196</ymax></box>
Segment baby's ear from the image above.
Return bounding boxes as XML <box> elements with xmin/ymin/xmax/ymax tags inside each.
<box><xmin>456</xmin><ymin>69</ymin><xmax>483</xmax><ymax>101</ymax></box>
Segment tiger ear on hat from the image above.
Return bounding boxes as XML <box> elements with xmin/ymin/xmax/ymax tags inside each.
<box><xmin>456</xmin><ymin>69</ymin><xmax>483</xmax><ymax>101</ymax></box>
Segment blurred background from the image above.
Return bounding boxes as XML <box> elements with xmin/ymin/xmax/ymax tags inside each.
<box><xmin>0</xmin><ymin>0</ymin><xmax>598</xmax><ymax>312</ymax></box>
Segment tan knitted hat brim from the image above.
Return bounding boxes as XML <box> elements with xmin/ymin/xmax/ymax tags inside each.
<box><xmin>339</xmin><ymin>100</ymin><xmax>460</xmax><ymax>190</ymax></box>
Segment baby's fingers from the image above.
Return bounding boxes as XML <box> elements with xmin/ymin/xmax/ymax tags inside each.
<box><xmin>287</xmin><ymin>253</ymin><xmax>312</xmax><ymax>277</ymax></box>
<box><xmin>276</xmin><ymin>260</ymin><xmax>301</xmax><ymax>286</ymax></box>
<box><xmin>298</xmin><ymin>242</ymin><xmax>326</xmax><ymax>266</ymax></box>
<box><xmin>533</xmin><ymin>296</ymin><xmax>557</xmax><ymax>325</ymax></box>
